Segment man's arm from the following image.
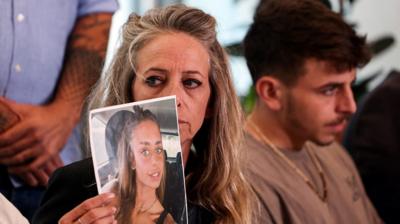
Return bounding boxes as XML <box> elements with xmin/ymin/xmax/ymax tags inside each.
<box><xmin>0</xmin><ymin>13</ymin><xmax>113</xmax><ymax>186</ymax></box>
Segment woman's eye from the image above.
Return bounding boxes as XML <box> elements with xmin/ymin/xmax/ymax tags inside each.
<box><xmin>145</xmin><ymin>76</ymin><xmax>164</xmax><ymax>87</ymax></box>
<box><xmin>155</xmin><ymin>147</ymin><xmax>163</xmax><ymax>154</ymax></box>
<box><xmin>183</xmin><ymin>79</ymin><xmax>202</xmax><ymax>89</ymax></box>
<box><xmin>141</xmin><ymin>149</ymin><xmax>150</xmax><ymax>157</ymax></box>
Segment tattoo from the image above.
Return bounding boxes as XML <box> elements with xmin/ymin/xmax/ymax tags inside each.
<box><xmin>56</xmin><ymin>13</ymin><xmax>113</xmax><ymax>111</ymax></box>
<box><xmin>57</xmin><ymin>48</ymin><xmax>103</xmax><ymax>103</ymax></box>
<box><xmin>69</xmin><ymin>13</ymin><xmax>113</xmax><ymax>58</ymax></box>
<box><xmin>0</xmin><ymin>102</ymin><xmax>20</xmax><ymax>132</ymax></box>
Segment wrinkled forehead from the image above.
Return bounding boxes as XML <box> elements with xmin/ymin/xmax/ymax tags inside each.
<box><xmin>136</xmin><ymin>33</ymin><xmax>209</xmax><ymax>69</ymax></box>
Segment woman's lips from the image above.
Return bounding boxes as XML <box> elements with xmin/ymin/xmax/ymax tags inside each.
<box><xmin>148</xmin><ymin>170</ymin><xmax>160</xmax><ymax>177</ymax></box>
<box><xmin>178</xmin><ymin>119</ymin><xmax>188</xmax><ymax>125</ymax></box>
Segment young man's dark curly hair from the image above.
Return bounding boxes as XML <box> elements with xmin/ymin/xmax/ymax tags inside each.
<box><xmin>244</xmin><ymin>0</ymin><xmax>371</xmax><ymax>86</ymax></box>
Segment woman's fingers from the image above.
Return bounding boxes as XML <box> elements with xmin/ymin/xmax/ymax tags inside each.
<box><xmin>79</xmin><ymin>206</ymin><xmax>117</xmax><ymax>224</ymax></box>
<box><xmin>59</xmin><ymin>193</ymin><xmax>116</xmax><ymax>224</ymax></box>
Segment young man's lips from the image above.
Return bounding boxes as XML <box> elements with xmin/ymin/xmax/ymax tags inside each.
<box><xmin>327</xmin><ymin>120</ymin><xmax>346</xmax><ymax>132</ymax></box>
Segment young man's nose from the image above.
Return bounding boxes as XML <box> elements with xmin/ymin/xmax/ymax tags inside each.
<box><xmin>337</xmin><ymin>87</ymin><xmax>357</xmax><ymax>114</ymax></box>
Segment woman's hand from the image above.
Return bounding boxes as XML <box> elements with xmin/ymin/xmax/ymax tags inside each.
<box><xmin>59</xmin><ymin>193</ymin><xmax>117</xmax><ymax>224</ymax></box>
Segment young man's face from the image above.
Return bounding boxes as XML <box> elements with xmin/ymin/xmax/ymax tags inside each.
<box><xmin>281</xmin><ymin>59</ymin><xmax>356</xmax><ymax>146</ymax></box>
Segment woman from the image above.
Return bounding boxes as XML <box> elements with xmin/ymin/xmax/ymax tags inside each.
<box><xmin>33</xmin><ymin>4</ymin><xmax>252</xmax><ymax>224</ymax></box>
<box><xmin>106</xmin><ymin>106</ymin><xmax>174</xmax><ymax>224</ymax></box>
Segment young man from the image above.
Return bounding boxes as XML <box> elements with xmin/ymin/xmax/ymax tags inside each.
<box><xmin>242</xmin><ymin>0</ymin><xmax>382</xmax><ymax>223</ymax></box>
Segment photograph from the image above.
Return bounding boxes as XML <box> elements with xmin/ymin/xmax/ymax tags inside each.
<box><xmin>89</xmin><ymin>96</ymin><xmax>187</xmax><ymax>224</ymax></box>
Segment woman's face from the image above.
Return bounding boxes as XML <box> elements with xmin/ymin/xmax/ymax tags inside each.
<box><xmin>130</xmin><ymin>120</ymin><xmax>164</xmax><ymax>189</ymax></box>
<box><xmin>132</xmin><ymin>32</ymin><xmax>211</xmax><ymax>163</ymax></box>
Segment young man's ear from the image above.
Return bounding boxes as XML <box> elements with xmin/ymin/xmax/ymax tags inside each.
<box><xmin>255</xmin><ymin>76</ymin><xmax>284</xmax><ymax>111</ymax></box>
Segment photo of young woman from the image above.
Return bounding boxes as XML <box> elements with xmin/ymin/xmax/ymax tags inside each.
<box><xmin>89</xmin><ymin>97</ymin><xmax>184</xmax><ymax>224</ymax></box>
<box><xmin>107</xmin><ymin>105</ymin><xmax>175</xmax><ymax>223</ymax></box>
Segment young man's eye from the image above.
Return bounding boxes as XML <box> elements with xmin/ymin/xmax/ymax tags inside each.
<box><xmin>183</xmin><ymin>79</ymin><xmax>202</xmax><ymax>89</ymax></box>
<box><xmin>321</xmin><ymin>86</ymin><xmax>338</xmax><ymax>96</ymax></box>
<box><xmin>145</xmin><ymin>76</ymin><xmax>163</xmax><ymax>87</ymax></box>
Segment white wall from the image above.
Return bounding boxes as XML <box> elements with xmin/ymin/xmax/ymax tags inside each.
<box><xmin>347</xmin><ymin>0</ymin><xmax>400</xmax><ymax>89</ymax></box>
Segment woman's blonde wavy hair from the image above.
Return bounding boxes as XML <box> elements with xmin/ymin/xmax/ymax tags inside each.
<box><xmin>84</xmin><ymin>4</ymin><xmax>252</xmax><ymax>224</ymax></box>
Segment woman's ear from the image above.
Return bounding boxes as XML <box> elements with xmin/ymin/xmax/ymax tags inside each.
<box><xmin>255</xmin><ymin>76</ymin><xmax>284</xmax><ymax>111</ymax></box>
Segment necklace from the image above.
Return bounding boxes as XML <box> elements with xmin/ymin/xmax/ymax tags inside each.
<box><xmin>139</xmin><ymin>197</ymin><xmax>157</xmax><ymax>213</ymax></box>
<box><xmin>247</xmin><ymin>118</ymin><xmax>327</xmax><ymax>202</ymax></box>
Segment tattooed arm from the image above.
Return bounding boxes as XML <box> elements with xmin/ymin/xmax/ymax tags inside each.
<box><xmin>0</xmin><ymin>13</ymin><xmax>113</xmax><ymax>186</ymax></box>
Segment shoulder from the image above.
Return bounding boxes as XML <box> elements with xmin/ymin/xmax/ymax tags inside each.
<box><xmin>240</xmin><ymin>131</ymin><xmax>291</xmax><ymax>185</ymax></box>
<box><xmin>57</xmin><ymin>157</ymin><xmax>94</xmax><ymax>177</ymax></box>
<box><xmin>187</xmin><ymin>202</ymin><xmax>215</xmax><ymax>224</ymax></box>
<box><xmin>240</xmin><ymin>132</ymin><xmax>295</xmax><ymax>223</ymax></box>
<box><xmin>47</xmin><ymin>158</ymin><xmax>96</xmax><ymax>190</ymax></box>
<box><xmin>157</xmin><ymin>206</ymin><xmax>176</xmax><ymax>224</ymax></box>
<box><xmin>351</xmin><ymin>71</ymin><xmax>400</xmax><ymax>131</ymax></box>
<box><xmin>32</xmin><ymin>158</ymin><xmax>97</xmax><ymax>224</ymax></box>
<box><xmin>241</xmin><ymin>132</ymin><xmax>276</xmax><ymax>164</ymax></box>
<box><xmin>343</xmin><ymin>72</ymin><xmax>400</xmax><ymax>152</ymax></box>
<box><xmin>0</xmin><ymin>193</ymin><xmax>29</xmax><ymax>224</ymax></box>
<box><xmin>360</xmin><ymin>70</ymin><xmax>400</xmax><ymax>111</ymax></box>
<box><xmin>310</xmin><ymin>141</ymin><xmax>350</xmax><ymax>161</ymax></box>
<box><xmin>163</xmin><ymin>213</ymin><xmax>175</xmax><ymax>224</ymax></box>
<box><xmin>77</xmin><ymin>0</ymin><xmax>118</xmax><ymax>16</ymax></box>
<box><xmin>379</xmin><ymin>70</ymin><xmax>400</xmax><ymax>90</ymax></box>
<box><xmin>309</xmin><ymin>141</ymin><xmax>359</xmax><ymax>174</ymax></box>
<box><xmin>241</xmin><ymin>132</ymin><xmax>281</xmax><ymax>181</ymax></box>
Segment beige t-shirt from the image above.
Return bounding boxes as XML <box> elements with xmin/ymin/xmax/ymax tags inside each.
<box><xmin>242</xmin><ymin>133</ymin><xmax>383</xmax><ymax>224</ymax></box>
<box><xmin>0</xmin><ymin>193</ymin><xmax>28</xmax><ymax>224</ymax></box>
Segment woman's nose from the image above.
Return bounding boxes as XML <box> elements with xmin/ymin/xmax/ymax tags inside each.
<box><xmin>150</xmin><ymin>153</ymin><xmax>162</xmax><ymax>164</ymax></box>
<box><xmin>163</xmin><ymin>83</ymin><xmax>183</xmax><ymax>107</ymax></box>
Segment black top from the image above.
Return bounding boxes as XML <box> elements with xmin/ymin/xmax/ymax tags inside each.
<box><xmin>344</xmin><ymin>70</ymin><xmax>400</xmax><ymax>224</ymax></box>
<box><xmin>32</xmin><ymin>158</ymin><xmax>214</xmax><ymax>224</ymax></box>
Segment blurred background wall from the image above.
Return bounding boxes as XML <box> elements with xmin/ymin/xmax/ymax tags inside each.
<box><xmin>105</xmin><ymin>0</ymin><xmax>399</xmax><ymax>108</ymax></box>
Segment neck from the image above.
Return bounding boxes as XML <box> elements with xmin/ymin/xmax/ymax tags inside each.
<box><xmin>135</xmin><ymin>182</ymin><xmax>157</xmax><ymax>207</ymax></box>
<box><xmin>248</xmin><ymin>103</ymin><xmax>305</xmax><ymax>151</ymax></box>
